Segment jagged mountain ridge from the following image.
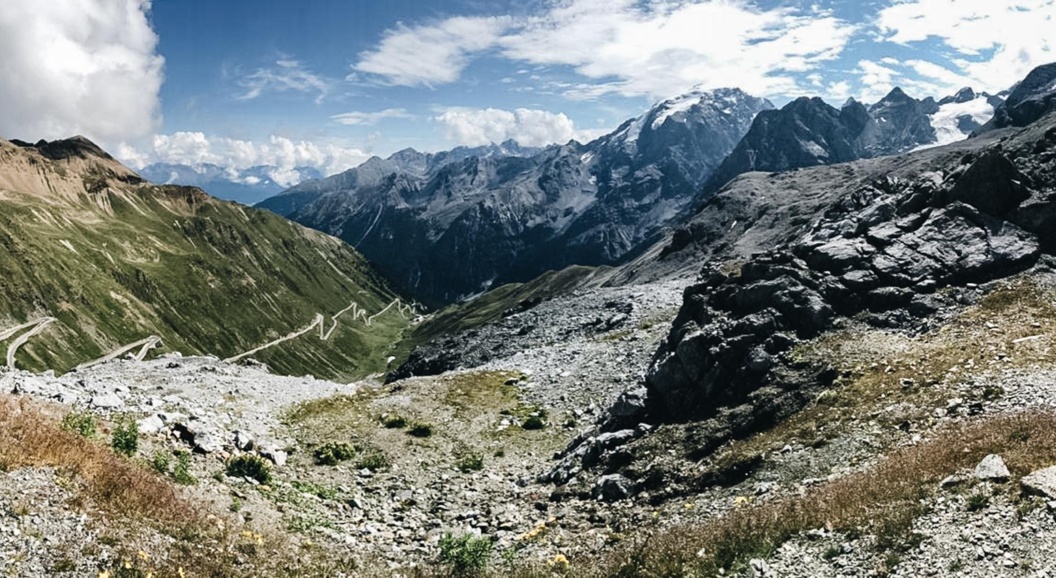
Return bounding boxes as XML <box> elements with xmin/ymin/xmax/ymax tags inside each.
<box><xmin>0</xmin><ymin>136</ymin><xmax>407</xmax><ymax>379</ymax></box>
<box><xmin>703</xmin><ymin>86</ymin><xmax>1000</xmax><ymax>195</ymax></box>
<box><xmin>259</xmin><ymin>88</ymin><xmax>773</xmax><ymax>305</ymax></box>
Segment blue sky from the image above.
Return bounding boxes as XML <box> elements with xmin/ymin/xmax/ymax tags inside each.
<box><xmin>0</xmin><ymin>0</ymin><xmax>1053</xmax><ymax>183</ymax></box>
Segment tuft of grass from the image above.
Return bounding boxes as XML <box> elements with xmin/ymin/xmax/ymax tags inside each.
<box><xmin>60</xmin><ymin>409</ymin><xmax>96</xmax><ymax>438</ymax></box>
<box><xmin>967</xmin><ymin>493</ymin><xmax>990</xmax><ymax>512</ymax></box>
<box><xmin>438</xmin><ymin>533</ymin><xmax>493</xmax><ymax>575</ymax></box>
<box><xmin>110</xmin><ymin>416</ymin><xmax>139</xmax><ymax>457</ymax></box>
<box><xmin>150</xmin><ymin>450</ymin><xmax>170</xmax><ymax>475</ymax></box>
<box><xmin>312</xmin><ymin>442</ymin><xmax>356</xmax><ymax>466</ymax></box>
<box><xmin>408</xmin><ymin>422</ymin><xmax>434</xmax><ymax>438</ymax></box>
<box><xmin>456</xmin><ymin>451</ymin><xmax>485</xmax><ymax>473</ymax></box>
<box><xmin>356</xmin><ymin>452</ymin><xmax>390</xmax><ymax>472</ymax></box>
<box><xmin>226</xmin><ymin>453</ymin><xmax>272</xmax><ymax>484</ymax></box>
<box><xmin>521</xmin><ymin>416</ymin><xmax>546</xmax><ymax>430</ymax></box>
<box><xmin>381</xmin><ymin>414</ymin><xmax>408</xmax><ymax>429</ymax></box>
<box><xmin>171</xmin><ymin>450</ymin><xmax>196</xmax><ymax>486</ymax></box>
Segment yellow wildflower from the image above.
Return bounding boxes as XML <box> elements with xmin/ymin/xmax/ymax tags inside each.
<box><xmin>548</xmin><ymin>554</ymin><xmax>570</xmax><ymax>567</ymax></box>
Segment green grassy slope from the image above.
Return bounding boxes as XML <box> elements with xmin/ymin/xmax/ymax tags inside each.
<box><xmin>0</xmin><ymin>138</ymin><xmax>410</xmax><ymax>380</ymax></box>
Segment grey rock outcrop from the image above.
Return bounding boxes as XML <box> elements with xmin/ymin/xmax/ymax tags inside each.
<box><xmin>1021</xmin><ymin>466</ymin><xmax>1056</xmax><ymax>499</ymax></box>
<box><xmin>978</xmin><ymin>62</ymin><xmax>1056</xmax><ymax>132</ymax></box>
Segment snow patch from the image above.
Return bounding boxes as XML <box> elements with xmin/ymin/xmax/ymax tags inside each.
<box><xmin>651</xmin><ymin>93</ymin><xmax>703</xmax><ymax>129</ymax></box>
<box><xmin>920</xmin><ymin>97</ymin><xmax>995</xmax><ymax>149</ymax></box>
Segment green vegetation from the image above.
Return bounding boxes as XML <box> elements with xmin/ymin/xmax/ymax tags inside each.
<box><xmin>313</xmin><ymin>442</ymin><xmax>356</xmax><ymax>465</ymax></box>
<box><xmin>967</xmin><ymin>493</ymin><xmax>991</xmax><ymax>512</ymax></box>
<box><xmin>381</xmin><ymin>414</ymin><xmax>408</xmax><ymax>429</ymax></box>
<box><xmin>172</xmin><ymin>450</ymin><xmax>196</xmax><ymax>485</ymax></box>
<box><xmin>438</xmin><ymin>533</ymin><xmax>493</xmax><ymax>575</ymax></box>
<box><xmin>356</xmin><ymin>452</ymin><xmax>390</xmax><ymax>471</ymax></box>
<box><xmin>110</xmin><ymin>416</ymin><xmax>138</xmax><ymax>457</ymax></box>
<box><xmin>521</xmin><ymin>416</ymin><xmax>546</xmax><ymax>431</ymax></box>
<box><xmin>456</xmin><ymin>451</ymin><xmax>484</xmax><ymax>473</ymax></box>
<box><xmin>0</xmin><ymin>144</ymin><xmax>410</xmax><ymax>380</ymax></box>
<box><xmin>150</xmin><ymin>450</ymin><xmax>170</xmax><ymax>475</ymax></box>
<box><xmin>226</xmin><ymin>453</ymin><xmax>272</xmax><ymax>484</ymax></box>
<box><xmin>408</xmin><ymin>422</ymin><xmax>434</xmax><ymax>438</ymax></box>
<box><xmin>60</xmin><ymin>410</ymin><xmax>96</xmax><ymax>438</ymax></box>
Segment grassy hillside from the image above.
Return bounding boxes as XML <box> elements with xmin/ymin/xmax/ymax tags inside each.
<box><xmin>0</xmin><ymin>137</ymin><xmax>410</xmax><ymax>380</ymax></box>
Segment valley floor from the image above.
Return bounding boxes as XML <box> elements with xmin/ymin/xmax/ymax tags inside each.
<box><xmin>5</xmin><ymin>271</ymin><xmax>1056</xmax><ymax>577</ymax></box>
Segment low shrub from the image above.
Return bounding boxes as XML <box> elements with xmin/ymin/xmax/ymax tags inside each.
<box><xmin>456</xmin><ymin>452</ymin><xmax>484</xmax><ymax>473</ymax></box>
<box><xmin>110</xmin><ymin>417</ymin><xmax>139</xmax><ymax>457</ymax></box>
<box><xmin>408</xmin><ymin>422</ymin><xmax>434</xmax><ymax>438</ymax></box>
<box><xmin>438</xmin><ymin>533</ymin><xmax>492</xmax><ymax>574</ymax></box>
<box><xmin>381</xmin><ymin>414</ymin><xmax>407</xmax><ymax>429</ymax></box>
<box><xmin>313</xmin><ymin>442</ymin><xmax>356</xmax><ymax>466</ymax></box>
<box><xmin>60</xmin><ymin>409</ymin><xmax>96</xmax><ymax>438</ymax></box>
<box><xmin>226</xmin><ymin>453</ymin><xmax>272</xmax><ymax>484</ymax></box>
<box><xmin>356</xmin><ymin>452</ymin><xmax>390</xmax><ymax>472</ymax></box>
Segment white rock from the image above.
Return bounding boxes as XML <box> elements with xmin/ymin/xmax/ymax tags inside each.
<box><xmin>90</xmin><ymin>393</ymin><xmax>123</xmax><ymax>409</ymax></box>
<box><xmin>1022</xmin><ymin>466</ymin><xmax>1056</xmax><ymax>499</ymax></box>
<box><xmin>137</xmin><ymin>414</ymin><xmax>166</xmax><ymax>435</ymax></box>
<box><xmin>974</xmin><ymin>454</ymin><xmax>1011</xmax><ymax>481</ymax></box>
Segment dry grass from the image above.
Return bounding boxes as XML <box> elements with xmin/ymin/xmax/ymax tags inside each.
<box><xmin>592</xmin><ymin>410</ymin><xmax>1056</xmax><ymax>577</ymax></box>
<box><xmin>0</xmin><ymin>394</ymin><xmax>355</xmax><ymax>577</ymax></box>
<box><xmin>0</xmin><ymin>394</ymin><xmax>198</xmax><ymax>530</ymax></box>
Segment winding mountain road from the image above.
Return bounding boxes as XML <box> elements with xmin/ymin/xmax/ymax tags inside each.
<box><xmin>77</xmin><ymin>335</ymin><xmax>162</xmax><ymax>370</ymax></box>
<box><xmin>225</xmin><ymin>299</ymin><xmax>415</xmax><ymax>364</ymax></box>
<box><xmin>0</xmin><ymin>317</ymin><xmax>57</xmax><ymax>369</ymax></box>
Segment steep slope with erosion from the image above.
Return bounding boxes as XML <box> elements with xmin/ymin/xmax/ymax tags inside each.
<box><xmin>0</xmin><ymin>137</ymin><xmax>409</xmax><ymax>379</ymax></box>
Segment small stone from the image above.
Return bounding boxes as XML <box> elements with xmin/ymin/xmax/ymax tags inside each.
<box><xmin>232</xmin><ymin>431</ymin><xmax>254</xmax><ymax>452</ymax></box>
<box><xmin>260</xmin><ymin>448</ymin><xmax>288</xmax><ymax>467</ymax></box>
<box><xmin>974</xmin><ymin>454</ymin><xmax>1011</xmax><ymax>481</ymax></box>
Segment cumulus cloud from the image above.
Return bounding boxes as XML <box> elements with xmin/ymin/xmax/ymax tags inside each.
<box><xmin>0</xmin><ymin>0</ymin><xmax>164</xmax><ymax>143</ymax></box>
<box><xmin>122</xmin><ymin>132</ymin><xmax>370</xmax><ymax>186</ymax></box>
<box><xmin>435</xmin><ymin>108</ymin><xmax>606</xmax><ymax>147</ymax></box>
<box><xmin>331</xmin><ymin>108</ymin><xmax>412</xmax><ymax>125</ymax></box>
<box><xmin>353</xmin><ymin>0</ymin><xmax>855</xmax><ymax>98</ymax></box>
<box><xmin>237</xmin><ymin>58</ymin><xmax>332</xmax><ymax>104</ymax></box>
<box><xmin>875</xmin><ymin>0</ymin><xmax>1055</xmax><ymax>94</ymax></box>
<box><xmin>354</xmin><ymin>17</ymin><xmax>511</xmax><ymax>87</ymax></box>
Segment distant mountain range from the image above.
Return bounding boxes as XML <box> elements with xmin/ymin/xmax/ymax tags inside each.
<box><xmin>259</xmin><ymin>88</ymin><xmax>773</xmax><ymax>305</ymax></box>
<box><xmin>137</xmin><ymin>163</ymin><xmax>324</xmax><ymax>206</ymax></box>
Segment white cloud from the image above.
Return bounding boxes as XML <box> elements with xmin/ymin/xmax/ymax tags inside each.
<box><xmin>0</xmin><ymin>0</ymin><xmax>163</xmax><ymax>144</ymax></box>
<box><xmin>435</xmin><ymin>108</ymin><xmax>607</xmax><ymax>147</ymax></box>
<box><xmin>121</xmin><ymin>132</ymin><xmax>370</xmax><ymax>186</ymax></box>
<box><xmin>354</xmin><ymin>17</ymin><xmax>511</xmax><ymax>87</ymax></box>
<box><xmin>236</xmin><ymin>58</ymin><xmax>332</xmax><ymax>104</ymax></box>
<box><xmin>353</xmin><ymin>0</ymin><xmax>855</xmax><ymax>99</ymax></box>
<box><xmin>331</xmin><ymin>108</ymin><xmax>412</xmax><ymax>125</ymax></box>
<box><xmin>875</xmin><ymin>0</ymin><xmax>1055</xmax><ymax>93</ymax></box>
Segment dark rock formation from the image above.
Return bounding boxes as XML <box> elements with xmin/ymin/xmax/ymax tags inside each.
<box><xmin>979</xmin><ymin>62</ymin><xmax>1056</xmax><ymax>132</ymax></box>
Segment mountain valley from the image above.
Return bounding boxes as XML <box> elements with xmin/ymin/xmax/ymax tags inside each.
<box><xmin>3</xmin><ymin>56</ymin><xmax>1056</xmax><ymax>578</ymax></box>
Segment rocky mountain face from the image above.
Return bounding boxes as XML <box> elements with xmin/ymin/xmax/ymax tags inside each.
<box><xmin>978</xmin><ymin>62</ymin><xmax>1056</xmax><ymax>132</ymax></box>
<box><xmin>549</xmin><ymin>72</ymin><xmax>1056</xmax><ymax>492</ymax></box>
<box><xmin>258</xmin><ymin>89</ymin><xmax>772</xmax><ymax>305</ymax></box>
<box><xmin>137</xmin><ymin>162</ymin><xmax>324</xmax><ymax>206</ymax></box>
<box><xmin>0</xmin><ymin>136</ymin><xmax>408</xmax><ymax>379</ymax></box>
<box><xmin>703</xmin><ymin>87</ymin><xmax>999</xmax><ymax>195</ymax></box>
